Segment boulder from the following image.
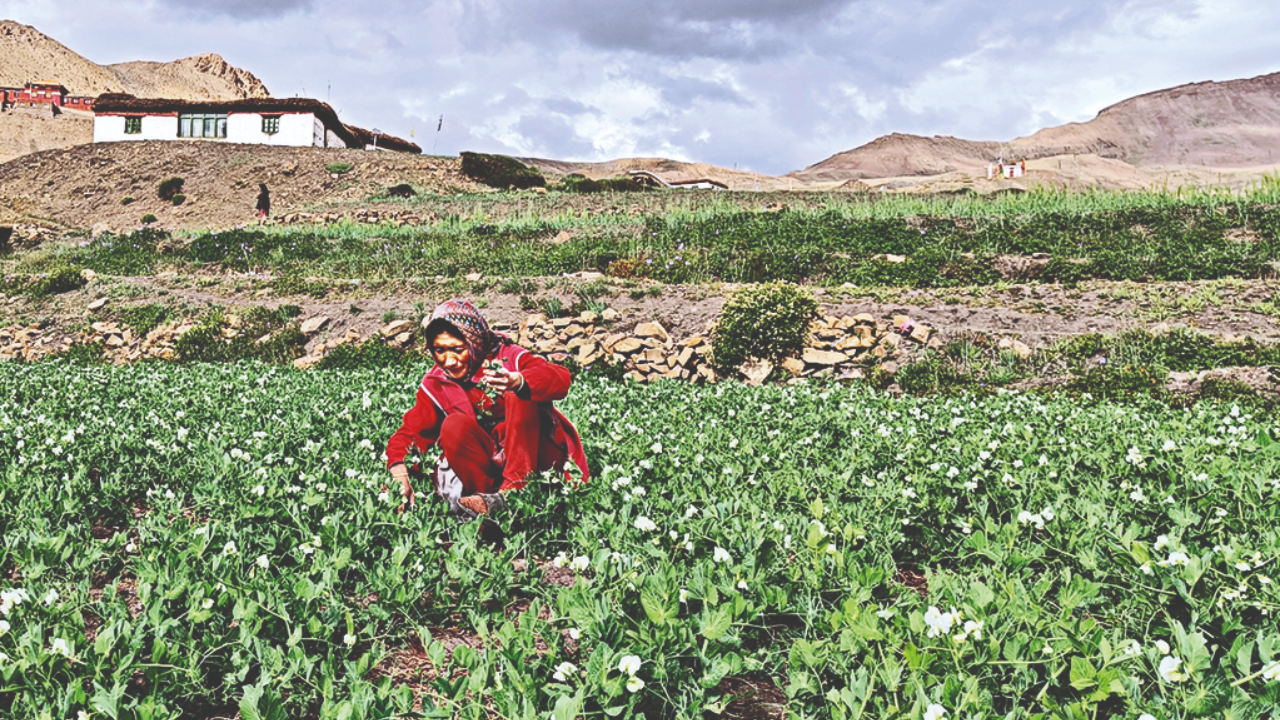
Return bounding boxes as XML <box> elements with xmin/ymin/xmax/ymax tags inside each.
<box><xmin>577</xmin><ymin>311</ymin><xmax>599</xmax><ymax>325</ymax></box>
<box><xmin>781</xmin><ymin>357</ymin><xmax>806</xmax><ymax>376</ymax></box>
<box><xmin>464</xmin><ymin>272</ymin><xmax>483</xmax><ymax>282</ymax></box>
<box><xmin>87</xmin><ymin>298</ymin><xmax>107</xmax><ymax>311</ymax></box>
<box><xmin>633</xmin><ymin>322</ymin><xmax>670</xmax><ymax>342</ymax></box>
<box><xmin>600</xmin><ymin>308</ymin><xmax>620</xmax><ymax>322</ymax></box>
<box><xmin>739</xmin><ymin>359</ymin><xmax>773</xmax><ymax>386</ymax></box>
<box><xmin>612</xmin><ymin>337</ymin><xmax>644</xmax><ymax>354</ymax></box>
<box><xmin>381</xmin><ymin>320</ymin><xmax>412</xmax><ymax>337</ymax></box>
<box><xmin>909</xmin><ymin>324</ymin><xmax>933</xmax><ymax>343</ymax></box>
<box><xmin>301</xmin><ymin>317</ymin><xmax>330</xmax><ymax>334</ymax></box>
<box><xmin>802</xmin><ymin>348</ymin><xmax>846</xmax><ymax>366</ymax></box>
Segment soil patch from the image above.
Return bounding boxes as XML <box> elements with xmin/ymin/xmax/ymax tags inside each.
<box><xmin>710</xmin><ymin>676</ymin><xmax>788</xmax><ymax>720</ymax></box>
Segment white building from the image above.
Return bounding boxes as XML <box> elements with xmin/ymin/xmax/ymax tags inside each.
<box><xmin>91</xmin><ymin>94</ymin><xmax>420</xmax><ymax>153</ymax></box>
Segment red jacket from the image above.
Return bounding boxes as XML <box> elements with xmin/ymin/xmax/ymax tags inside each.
<box><xmin>386</xmin><ymin>342</ymin><xmax>589</xmax><ymax>491</ymax></box>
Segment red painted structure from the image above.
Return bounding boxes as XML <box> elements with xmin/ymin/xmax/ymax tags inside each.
<box><xmin>0</xmin><ymin>82</ymin><xmax>95</xmax><ymax>110</ymax></box>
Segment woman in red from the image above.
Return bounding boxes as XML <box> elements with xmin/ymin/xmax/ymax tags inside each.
<box><xmin>387</xmin><ymin>299</ymin><xmax>588</xmax><ymax>520</ymax></box>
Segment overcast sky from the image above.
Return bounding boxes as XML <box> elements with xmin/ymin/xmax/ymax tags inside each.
<box><xmin>3</xmin><ymin>0</ymin><xmax>1279</xmax><ymax>174</ymax></box>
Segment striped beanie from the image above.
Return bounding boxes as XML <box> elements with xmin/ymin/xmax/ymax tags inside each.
<box><xmin>423</xmin><ymin>299</ymin><xmax>499</xmax><ymax>378</ymax></box>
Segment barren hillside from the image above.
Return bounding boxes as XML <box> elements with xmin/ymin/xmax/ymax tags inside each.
<box><xmin>0</xmin><ymin>20</ymin><xmax>269</xmax><ymax>163</ymax></box>
<box><xmin>0</xmin><ymin>140</ymin><xmax>481</xmax><ymax>232</ymax></box>
<box><xmin>797</xmin><ymin>71</ymin><xmax>1280</xmax><ymax>183</ymax></box>
<box><xmin>521</xmin><ymin>156</ymin><xmax>789</xmax><ymax>191</ymax></box>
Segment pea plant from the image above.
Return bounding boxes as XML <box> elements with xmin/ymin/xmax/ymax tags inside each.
<box><xmin>0</xmin><ymin>361</ymin><xmax>1278</xmax><ymax>719</ymax></box>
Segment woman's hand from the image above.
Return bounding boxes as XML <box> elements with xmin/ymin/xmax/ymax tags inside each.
<box><xmin>391</xmin><ymin>464</ymin><xmax>414</xmax><ymax>511</ymax></box>
<box><xmin>481</xmin><ymin>367</ymin><xmax>525</xmax><ymax>394</ymax></box>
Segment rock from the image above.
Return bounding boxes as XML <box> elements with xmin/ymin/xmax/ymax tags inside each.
<box><xmin>464</xmin><ymin>272</ymin><xmax>483</xmax><ymax>282</ymax></box>
<box><xmin>293</xmin><ymin>354</ymin><xmax>323</xmax><ymax>370</ymax></box>
<box><xmin>880</xmin><ymin>333</ymin><xmax>902</xmax><ymax>348</ymax></box>
<box><xmin>522</xmin><ymin>313</ymin><xmax>548</xmax><ymax>327</ymax></box>
<box><xmin>80</xmin><ymin>269</ymin><xmax>97</xmax><ymax>282</ymax></box>
<box><xmin>909</xmin><ymin>325</ymin><xmax>932</xmax><ymax>343</ymax></box>
<box><xmin>576</xmin><ymin>341</ymin><xmax>599</xmax><ymax>359</ymax></box>
<box><xmin>395</xmin><ymin>332</ymin><xmax>413</xmax><ymax>345</ymax></box>
<box><xmin>643</xmin><ymin>347</ymin><xmax>665</xmax><ymax>364</ymax></box>
<box><xmin>697</xmin><ymin>364</ymin><xmax>717</xmax><ymax>383</ymax></box>
<box><xmin>781</xmin><ymin>357</ymin><xmax>806</xmax><ymax>376</ymax></box>
<box><xmin>381</xmin><ymin>320</ymin><xmax>412</xmax><ymax>337</ymax></box>
<box><xmin>552</xmin><ymin>317</ymin><xmax>575</xmax><ymax>329</ymax></box>
<box><xmin>880</xmin><ymin>361</ymin><xmax>899</xmax><ymax>375</ymax></box>
<box><xmin>612</xmin><ymin>337</ymin><xmax>644</xmax><ymax>354</ymax></box>
<box><xmin>300</xmin><ymin>317</ymin><xmax>330</xmax><ymax>334</ymax></box>
<box><xmin>677</xmin><ymin>347</ymin><xmax>695</xmax><ymax>367</ymax></box>
<box><xmin>105</xmin><ymin>334</ymin><xmax>125</xmax><ymax>348</ymax></box>
<box><xmin>739</xmin><ymin>359</ymin><xmax>773</xmax><ymax>386</ymax></box>
<box><xmin>87</xmin><ymin>298</ymin><xmax>107</xmax><ymax>311</ymax></box>
<box><xmin>1008</xmin><ymin>340</ymin><xmax>1032</xmax><ymax>359</ymax></box>
<box><xmin>852</xmin><ymin>313</ymin><xmax>875</xmax><ymax>324</ymax></box>
<box><xmin>633</xmin><ymin>322</ymin><xmax>670</xmax><ymax>343</ymax></box>
<box><xmin>90</xmin><ymin>321</ymin><xmax>115</xmax><ymax>333</ymax></box>
<box><xmin>682</xmin><ymin>335</ymin><xmax>706</xmax><ymax>348</ymax></box>
<box><xmin>564</xmin><ymin>324</ymin><xmax>586</xmax><ymax>337</ymax></box>
<box><xmin>564</xmin><ymin>271</ymin><xmax>604</xmax><ymax>281</ymax></box>
<box><xmin>578</xmin><ymin>311</ymin><xmax>599</xmax><ymax>325</ymax></box>
<box><xmin>802</xmin><ymin>348</ymin><xmax>846</xmax><ymax>366</ymax></box>
<box><xmin>600</xmin><ymin>308</ymin><xmax>620</xmax><ymax>322</ymax></box>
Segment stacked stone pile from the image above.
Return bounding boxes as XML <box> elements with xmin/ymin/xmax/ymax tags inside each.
<box><xmin>516</xmin><ymin>311</ymin><xmax>718</xmax><ymax>383</ymax></box>
<box><xmin>275</xmin><ymin>208</ymin><xmax>438</xmax><ymax>227</ymax></box>
<box><xmin>0</xmin><ymin>323</ymin><xmax>72</xmax><ymax>361</ymax></box>
<box><xmin>85</xmin><ymin>319</ymin><xmax>196</xmax><ymax>363</ymax></box>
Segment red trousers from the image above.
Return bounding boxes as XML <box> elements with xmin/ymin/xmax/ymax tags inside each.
<box><xmin>440</xmin><ymin>413</ymin><xmax>503</xmax><ymax>495</ymax></box>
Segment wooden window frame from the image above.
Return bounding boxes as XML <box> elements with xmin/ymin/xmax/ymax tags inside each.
<box><xmin>124</xmin><ymin>117</ymin><xmax>142</xmax><ymax>135</ymax></box>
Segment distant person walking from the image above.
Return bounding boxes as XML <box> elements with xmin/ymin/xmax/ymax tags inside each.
<box><xmin>255</xmin><ymin>184</ymin><xmax>270</xmax><ymax>222</ymax></box>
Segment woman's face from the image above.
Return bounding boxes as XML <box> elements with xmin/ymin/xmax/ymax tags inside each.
<box><xmin>430</xmin><ymin>331</ymin><xmax>471</xmax><ymax>379</ymax></box>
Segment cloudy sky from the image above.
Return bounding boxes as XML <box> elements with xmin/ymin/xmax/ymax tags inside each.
<box><xmin>3</xmin><ymin>0</ymin><xmax>1279</xmax><ymax>174</ymax></box>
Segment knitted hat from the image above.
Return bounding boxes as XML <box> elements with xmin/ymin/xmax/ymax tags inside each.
<box><xmin>423</xmin><ymin>299</ymin><xmax>499</xmax><ymax>378</ymax></box>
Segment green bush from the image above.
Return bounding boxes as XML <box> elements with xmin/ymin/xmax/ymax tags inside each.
<box><xmin>174</xmin><ymin>307</ymin><xmax>306</xmax><ymax>364</ymax></box>
<box><xmin>141</xmin><ymin>214</ymin><xmax>157</xmax><ymax>225</ymax></box>
<box><xmin>171</xmin><ymin>193</ymin><xmax>186</xmax><ymax>206</ymax></box>
<box><xmin>27</xmin><ymin>265</ymin><xmax>87</xmax><ymax>298</ymax></box>
<box><xmin>711</xmin><ymin>282</ymin><xmax>818</xmax><ymax>368</ymax></box>
<box><xmin>459</xmin><ymin>151</ymin><xmax>546</xmax><ymax>190</ymax></box>
<box><xmin>118</xmin><ymin>304</ymin><xmax>170</xmax><ymax>337</ymax></box>
<box><xmin>1063</xmin><ymin>364</ymin><xmax>1168</xmax><ymax>403</ymax></box>
<box><xmin>326</xmin><ymin>162</ymin><xmax>354</xmax><ymax>175</ymax></box>
<box><xmin>157</xmin><ymin>177</ymin><xmax>185</xmax><ymax>201</ymax></box>
<box><xmin>120</xmin><ymin>196</ymin><xmax>134</xmax><ymax>206</ymax></box>
<box><xmin>314</xmin><ymin>341</ymin><xmax>427</xmax><ymax>371</ymax></box>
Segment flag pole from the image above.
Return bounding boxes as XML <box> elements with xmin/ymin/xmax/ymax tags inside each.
<box><xmin>432</xmin><ymin>114</ymin><xmax>443</xmax><ymax>154</ymax></box>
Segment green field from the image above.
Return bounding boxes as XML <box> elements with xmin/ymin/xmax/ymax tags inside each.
<box><xmin>2</xmin><ymin>361</ymin><xmax>1279</xmax><ymax>719</ymax></box>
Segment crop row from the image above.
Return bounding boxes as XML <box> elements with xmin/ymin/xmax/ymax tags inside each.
<box><xmin>1</xmin><ymin>362</ymin><xmax>1278</xmax><ymax>718</ymax></box>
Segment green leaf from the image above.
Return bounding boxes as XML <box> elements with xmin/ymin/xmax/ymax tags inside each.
<box><xmin>552</xmin><ymin>691</ymin><xmax>583</xmax><ymax>720</ymax></box>
<box><xmin>1069</xmin><ymin>657</ymin><xmax>1098</xmax><ymax>691</ymax></box>
<box><xmin>640</xmin><ymin>584</ymin><xmax>672</xmax><ymax>627</ymax></box>
<box><xmin>701</xmin><ymin>606</ymin><xmax>732</xmax><ymax>642</ymax></box>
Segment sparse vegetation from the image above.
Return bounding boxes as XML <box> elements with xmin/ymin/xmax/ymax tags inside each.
<box><xmin>459</xmin><ymin>151</ymin><xmax>546</xmax><ymax>190</ymax></box>
<box><xmin>157</xmin><ymin>176</ymin><xmax>185</xmax><ymax>201</ymax></box>
<box><xmin>325</xmin><ymin>162</ymin><xmax>354</xmax><ymax>175</ymax></box>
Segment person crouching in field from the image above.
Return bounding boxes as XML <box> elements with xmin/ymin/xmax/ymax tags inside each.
<box><xmin>386</xmin><ymin>299</ymin><xmax>588</xmax><ymax>520</ymax></box>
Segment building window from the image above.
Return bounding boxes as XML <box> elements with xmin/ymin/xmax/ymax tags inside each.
<box><xmin>178</xmin><ymin>113</ymin><xmax>228</xmax><ymax>139</ymax></box>
<box><xmin>262</xmin><ymin>115</ymin><xmax>280</xmax><ymax>135</ymax></box>
<box><xmin>124</xmin><ymin>117</ymin><xmax>142</xmax><ymax>134</ymax></box>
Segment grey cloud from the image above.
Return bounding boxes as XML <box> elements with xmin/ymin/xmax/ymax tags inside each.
<box><xmin>155</xmin><ymin>0</ymin><xmax>314</xmax><ymax>19</ymax></box>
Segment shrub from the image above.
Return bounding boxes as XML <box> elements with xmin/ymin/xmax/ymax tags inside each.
<box><xmin>459</xmin><ymin>151</ymin><xmax>546</xmax><ymax>190</ymax></box>
<box><xmin>118</xmin><ymin>304</ymin><xmax>170</xmax><ymax>337</ymax></box>
<box><xmin>711</xmin><ymin>282</ymin><xmax>818</xmax><ymax>368</ymax></box>
<box><xmin>1063</xmin><ymin>364</ymin><xmax>1168</xmax><ymax>403</ymax></box>
<box><xmin>141</xmin><ymin>214</ymin><xmax>158</xmax><ymax>225</ymax></box>
<box><xmin>120</xmin><ymin>196</ymin><xmax>135</xmax><ymax>206</ymax></box>
<box><xmin>174</xmin><ymin>307</ymin><xmax>306</xmax><ymax>364</ymax></box>
<box><xmin>315</xmin><ymin>341</ymin><xmax>427</xmax><ymax>371</ymax></box>
<box><xmin>28</xmin><ymin>265</ymin><xmax>87</xmax><ymax>298</ymax></box>
<box><xmin>386</xmin><ymin>183</ymin><xmax>416</xmax><ymax>198</ymax></box>
<box><xmin>171</xmin><ymin>194</ymin><xmax>186</xmax><ymax>206</ymax></box>
<box><xmin>157</xmin><ymin>177</ymin><xmax>185</xmax><ymax>201</ymax></box>
<box><xmin>326</xmin><ymin>162</ymin><xmax>354</xmax><ymax>175</ymax></box>
<box><xmin>0</xmin><ymin>226</ymin><xmax>11</xmax><ymax>256</ymax></box>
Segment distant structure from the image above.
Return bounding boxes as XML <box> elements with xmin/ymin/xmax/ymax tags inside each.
<box><xmin>987</xmin><ymin>159</ymin><xmax>1026</xmax><ymax>179</ymax></box>
<box><xmin>628</xmin><ymin>170</ymin><xmax>728</xmax><ymax>190</ymax></box>
<box><xmin>91</xmin><ymin>94</ymin><xmax>421</xmax><ymax>153</ymax></box>
<box><xmin>0</xmin><ymin>82</ymin><xmax>96</xmax><ymax>112</ymax></box>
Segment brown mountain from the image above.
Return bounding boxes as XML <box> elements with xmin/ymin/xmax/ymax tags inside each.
<box><xmin>796</xmin><ymin>71</ymin><xmax>1280</xmax><ymax>182</ymax></box>
<box><xmin>0</xmin><ymin>20</ymin><xmax>268</xmax><ymax>162</ymax></box>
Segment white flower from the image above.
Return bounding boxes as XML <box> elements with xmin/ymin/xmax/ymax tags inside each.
<box><xmin>1162</xmin><ymin>440</ymin><xmax>1176</xmax><ymax>451</ymax></box>
<box><xmin>634</xmin><ymin>516</ymin><xmax>658</xmax><ymax>532</ymax></box>
<box><xmin>1262</xmin><ymin>661</ymin><xmax>1280</xmax><ymax>681</ymax></box>
<box><xmin>551</xmin><ymin>551</ymin><xmax>569</xmax><ymax>568</ymax></box>
<box><xmin>1041</xmin><ymin>506</ymin><xmax>1055</xmax><ymax>521</ymax></box>
<box><xmin>1130</xmin><ymin>488</ymin><xmax>1147</xmax><ymax>503</ymax></box>
<box><xmin>377</xmin><ymin>491</ymin><xmax>389</xmax><ymax>503</ymax></box>
<box><xmin>43</xmin><ymin>589</ymin><xmax>59</xmax><ymax>606</ymax></box>
<box><xmin>924</xmin><ymin>606</ymin><xmax>959</xmax><ymax>638</ymax></box>
<box><xmin>202</xmin><ymin>598</ymin><xmax>214</xmax><ymax>610</ymax></box>
<box><xmin>125</xmin><ymin>542</ymin><xmax>136</xmax><ymax>553</ymax></box>
<box><xmin>679</xmin><ymin>588</ymin><xmax>690</xmax><ymax>603</ymax></box>
<box><xmin>875</xmin><ymin>607</ymin><xmax>896</xmax><ymax>620</ymax></box>
<box><xmin>626</xmin><ymin>675</ymin><xmax>645</xmax><ymax>692</ymax></box>
<box><xmin>1017</xmin><ymin>511</ymin><xmax>1045</xmax><ymax>530</ymax></box>
<box><xmin>567</xmin><ymin>628</ymin><xmax>581</xmax><ymax>640</ymax></box>
<box><xmin>923</xmin><ymin>704</ymin><xmax>947</xmax><ymax>720</ymax></box>
<box><xmin>0</xmin><ymin>651</ymin><xmax>8</xmax><ymax>662</ymax></box>
<box><xmin>1235</xmin><ymin>562</ymin><xmax>1251</xmax><ymax>571</ymax></box>
<box><xmin>256</xmin><ymin>555</ymin><xmax>269</xmax><ymax>570</ymax></box>
<box><xmin>963</xmin><ymin>480</ymin><xmax>978</xmax><ymax>491</ymax></box>
<box><xmin>1154</xmin><ymin>639</ymin><xmax>1171</xmax><ymax>655</ymax></box>
<box><xmin>737</xmin><ymin>580</ymin><xmax>749</xmax><ymax>590</ymax></box>
<box><xmin>164</xmin><ymin>489</ymin><xmax>175</xmax><ymax>500</ymax></box>
<box><xmin>1139</xmin><ymin>562</ymin><xmax>1153</xmax><ymax>575</ymax></box>
<box><xmin>51</xmin><ymin>638</ymin><xmax>72</xmax><ymax>656</ymax></box>
<box><xmin>685</xmin><ymin>506</ymin><xmax>699</xmax><ymax>518</ymax></box>
<box><xmin>1166</xmin><ymin>552</ymin><xmax>1190</xmax><ymax>566</ymax></box>
<box><xmin>713</xmin><ymin>547</ymin><xmax>732</xmax><ymax>563</ymax></box>
<box><xmin>772</xmin><ymin>520</ymin><xmax>785</xmax><ymax>532</ymax></box>
<box><xmin>343</xmin><ymin>633</ymin><xmax>356</xmax><ymax>647</ymax></box>
<box><xmin>618</xmin><ymin>655</ymin><xmax>642</xmax><ymax>675</ymax></box>
<box><xmin>252</xmin><ymin>484</ymin><xmax>265</xmax><ymax>497</ymax></box>
<box><xmin>78</xmin><ymin>711</ymin><xmax>90</xmax><ymax>720</ymax></box>
<box><xmin>1138</xmin><ymin>715</ymin><xmax>1157</xmax><ymax>720</ymax></box>
<box><xmin>1122</xmin><ymin>640</ymin><xmax>1141</xmax><ymax>657</ymax></box>
<box><xmin>553</xmin><ymin>661</ymin><xmax>577</xmax><ymax>682</ymax></box>
<box><xmin>1158</xmin><ymin>655</ymin><xmax>1188</xmax><ymax>683</ymax></box>
<box><xmin>223</xmin><ymin>541</ymin><xmax>238</xmax><ymax>556</ymax></box>
<box><xmin>570</xmin><ymin>556</ymin><xmax>590</xmax><ymax>572</ymax></box>
<box><xmin>0</xmin><ymin>619</ymin><xmax>8</xmax><ymax>634</ymax></box>
<box><xmin>651</xmin><ymin>442</ymin><xmax>662</xmax><ymax>454</ymax></box>
<box><xmin>962</xmin><ymin>619</ymin><xmax>984</xmax><ymax>640</ymax></box>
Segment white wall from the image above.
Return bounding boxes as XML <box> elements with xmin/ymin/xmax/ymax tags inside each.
<box><xmin>93</xmin><ymin>112</ymin><xmax>327</xmax><ymax>147</ymax></box>
<box><xmin>226</xmin><ymin>112</ymin><xmax>316</xmax><ymax>146</ymax></box>
<box><xmin>93</xmin><ymin>115</ymin><xmax>179</xmax><ymax>143</ymax></box>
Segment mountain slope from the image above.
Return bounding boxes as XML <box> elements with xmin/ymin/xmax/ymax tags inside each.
<box><xmin>798</xmin><ymin>71</ymin><xmax>1280</xmax><ymax>182</ymax></box>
